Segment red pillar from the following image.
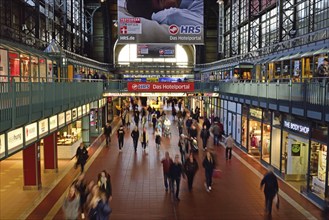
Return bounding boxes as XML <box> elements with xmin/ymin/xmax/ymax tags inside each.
<box><xmin>23</xmin><ymin>142</ymin><xmax>41</xmax><ymax>190</ymax></box>
<box><xmin>43</xmin><ymin>133</ymin><xmax>58</xmax><ymax>172</ymax></box>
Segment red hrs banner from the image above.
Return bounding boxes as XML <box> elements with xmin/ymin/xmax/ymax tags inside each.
<box><xmin>127</xmin><ymin>82</ymin><xmax>194</xmax><ymax>92</ymax></box>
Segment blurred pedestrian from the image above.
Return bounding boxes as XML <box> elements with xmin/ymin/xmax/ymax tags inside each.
<box><xmin>75</xmin><ymin>143</ymin><xmax>89</xmax><ymax>173</ymax></box>
<box><xmin>104</xmin><ymin>121</ymin><xmax>112</xmax><ymax>146</ymax></box>
<box><xmin>155</xmin><ymin>127</ymin><xmax>161</xmax><ymax>150</ymax></box>
<box><xmin>62</xmin><ymin>184</ymin><xmax>80</xmax><ymax>220</ymax></box>
<box><xmin>260</xmin><ymin>166</ymin><xmax>279</xmax><ymax>216</ymax></box>
<box><xmin>73</xmin><ymin>173</ymin><xmax>87</xmax><ymax>219</ymax></box>
<box><xmin>97</xmin><ymin>170</ymin><xmax>112</xmax><ymax>201</ymax></box>
<box><xmin>184</xmin><ymin>153</ymin><xmax>199</xmax><ymax>192</ymax></box>
<box><xmin>200</xmin><ymin>125</ymin><xmax>210</xmax><ymax>151</ymax></box>
<box><xmin>161</xmin><ymin>152</ymin><xmax>173</xmax><ymax>192</ymax></box>
<box><xmin>225</xmin><ymin>133</ymin><xmax>234</xmax><ymax>160</ymax></box>
<box><xmin>169</xmin><ymin>154</ymin><xmax>185</xmax><ymax>201</ymax></box>
<box><xmin>140</xmin><ymin>127</ymin><xmax>149</xmax><ymax>151</ymax></box>
<box><xmin>203</xmin><ymin>151</ymin><xmax>215</xmax><ymax>192</ymax></box>
<box><xmin>117</xmin><ymin>125</ymin><xmax>125</xmax><ymax>152</ymax></box>
<box><xmin>88</xmin><ymin>185</ymin><xmax>112</xmax><ymax>220</ymax></box>
<box><xmin>131</xmin><ymin>126</ymin><xmax>139</xmax><ymax>152</ymax></box>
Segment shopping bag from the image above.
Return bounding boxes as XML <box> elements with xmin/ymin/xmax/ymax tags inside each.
<box><xmin>274</xmin><ymin>193</ymin><xmax>279</xmax><ymax>209</ymax></box>
<box><xmin>212</xmin><ymin>169</ymin><xmax>222</xmax><ymax>178</ymax></box>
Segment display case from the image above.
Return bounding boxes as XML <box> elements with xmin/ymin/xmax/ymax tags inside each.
<box><xmin>57</xmin><ymin>121</ymin><xmax>82</xmax><ymax>159</ymax></box>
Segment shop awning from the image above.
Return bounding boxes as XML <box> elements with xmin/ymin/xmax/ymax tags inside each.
<box><xmin>300</xmin><ymin>50</ymin><xmax>315</xmax><ymax>57</ymax></box>
<box><xmin>313</xmin><ymin>47</ymin><xmax>328</xmax><ymax>55</ymax></box>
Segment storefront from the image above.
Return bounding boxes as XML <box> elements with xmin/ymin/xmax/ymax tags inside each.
<box><xmin>57</xmin><ymin>120</ymin><xmax>82</xmax><ymax>159</ymax></box>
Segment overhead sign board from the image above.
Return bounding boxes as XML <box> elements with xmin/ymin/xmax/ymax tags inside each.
<box><xmin>117</xmin><ymin>0</ymin><xmax>204</xmax><ymax>44</ymax></box>
<box><xmin>137</xmin><ymin>45</ymin><xmax>175</xmax><ymax>58</ymax></box>
<box><xmin>127</xmin><ymin>82</ymin><xmax>194</xmax><ymax>92</ymax></box>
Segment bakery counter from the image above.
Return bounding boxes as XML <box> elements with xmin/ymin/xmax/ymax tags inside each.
<box><xmin>57</xmin><ymin>138</ymin><xmax>82</xmax><ymax>159</ymax></box>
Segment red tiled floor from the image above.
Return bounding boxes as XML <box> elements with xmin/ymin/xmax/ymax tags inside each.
<box><xmin>23</xmin><ymin>110</ymin><xmax>323</xmax><ymax>220</ymax></box>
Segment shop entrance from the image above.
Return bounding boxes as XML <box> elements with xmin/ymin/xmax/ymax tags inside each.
<box><xmin>282</xmin><ymin>132</ymin><xmax>309</xmax><ymax>190</ymax></box>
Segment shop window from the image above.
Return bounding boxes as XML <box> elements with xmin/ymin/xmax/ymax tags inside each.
<box><xmin>31</xmin><ymin>56</ymin><xmax>39</xmax><ymax>82</ymax></box>
<box><xmin>20</xmin><ymin>54</ymin><xmax>30</xmax><ymax>82</ymax></box>
<box><xmin>9</xmin><ymin>52</ymin><xmax>20</xmax><ymax>82</ymax></box>
<box><xmin>271</xmin><ymin>127</ymin><xmax>281</xmax><ymax>170</ymax></box>
<box><xmin>0</xmin><ymin>49</ymin><xmax>8</xmax><ymax>82</ymax></box>
<box><xmin>249</xmin><ymin>119</ymin><xmax>261</xmax><ymax>157</ymax></box>
<box><xmin>263</xmin><ymin>110</ymin><xmax>271</xmax><ymax>123</ymax></box>
<box><xmin>241</xmin><ymin>115</ymin><xmax>248</xmax><ymax>148</ymax></box>
<box><xmin>311</xmin><ymin>123</ymin><xmax>328</xmax><ymax>143</ymax></box>
<box><xmin>272</xmin><ymin>111</ymin><xmax>281</xmax><ymax>126</ymax></box>
<box><xmin>309</xmin><ymin>141</ymin><xmax>327</xmax><ymax>199</ymax></box>
<box><xmin>57</xmin><ymin>121</ymin><xmax>82</xmax><ymax>146</ymax></box>
<box><xmin>262</xmin><ymin>123</ymin><xmax>271</xmax><ymax>163</ymax></box>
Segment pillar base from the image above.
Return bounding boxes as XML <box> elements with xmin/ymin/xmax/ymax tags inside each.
<box><xmin>23</xmin><ymin>185</ymin><xmax>42</xmax><ymax>190</ymax></box>
<box><xmin>44</xmin><ymin>168</ymin><xmax>58</xmax><ymax>173</ymax></box>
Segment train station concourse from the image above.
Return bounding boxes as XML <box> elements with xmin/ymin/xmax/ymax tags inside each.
<box><xmin>0</xmin><ymin>0</ymin><xmax>329</xmax><ymax>220</ymax></box>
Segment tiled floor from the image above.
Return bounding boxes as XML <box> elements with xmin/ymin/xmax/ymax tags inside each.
<box><xmin>0</xmin><ymin>109</ymin><xmax>324</xmax><ymax>220</ymax></box>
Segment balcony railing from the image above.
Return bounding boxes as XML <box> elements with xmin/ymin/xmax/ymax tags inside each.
<box><xmin>0</xmin><ymin>76</ymin><xmax>104</xmax><ymax>133</ymax></box>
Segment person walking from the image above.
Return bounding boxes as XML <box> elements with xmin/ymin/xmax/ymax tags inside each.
<box><xmin>131</xmin><ymin>126</ymin><xmax>139</xmax><ymax>152</ymax></box>
<box><xmin>152</xmin><ymin>113</ymin><xmax>157</xmax><ymax>133</ymax></box>
<box><xmin>104</xmin><ymin>121</ymin><xmax>112</xmax><ymax>146</ymax></box>
<box><xmin>178</xmin><ymin>134</ymin><xmax>186</xmax><ymax>164</ymax></box>
<box><xmin>169</xmin><ymin>154</ymin><xmax>185</xmax><ymax>201</ymax></box>
<box><xmin>62</xmin><ymin>184</ymin><xmax>80</xmax><ymax>220</ymax></box>
<box><xmin>140</xmin><ymin>127</ymin><xmax>149</xmax><ymax>151</ymax></box>
<box><xmin>161</xmin><ymin>152</ymin><xmax>173</xmax><ymax>192</ymax></box>
<box><xmin>225</xmin><ymin>133</ymin><xmax>234</xmax><ymax>160</ymax></box>
<box><xmin>260</xmin><ymin>166</ymin><xmax>279</xmax><ymax>216</ymax></box>
<box><xmin>76</xmin><ymin>143</ymin><xmax>89</xmax><ymax>173</ymax></box>
<box><xmin>73</xmin><ymin>173</ymin><xmax>87</xmax><ymax>219</ymax></box>
<box><xmin>155</xmin><ymin>127</ymin><xmax>161</xmax><ymax>150</ymax></box>
<box><xmin>202</xmin><ymin>151</ymin><xmax>215</xmax><ymax>192</ymax></box>
<box><xmin>97</xmin><ymin>170</ymin><xmax>112</xmax><ymax>201</ymax></box>
<box><xmin>200</xmin><ymin>125</ymin><xmax>210</xmax><ymax>151</ymax></box>
<box><xmin>117</xmin><ymin>125</ymin><xmax>125</xmax><ymax>152</ymax></box>
<box><xmin>184</xmin><ymin>153</ymin><xmax>199</xmax><ymax>192</ymax></box>
<box><xmin>211</xmin><ymin>122</ymin><xmax>220</xmax><ymax>146</ymax></box>
<box><xmin>88</xmin><ymin>186</ymin><xmax>112</xmax><ymax>220</ymax></box>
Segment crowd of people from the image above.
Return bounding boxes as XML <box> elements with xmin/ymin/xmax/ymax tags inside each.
<box><xmin>62</xmin><ymin>171</ymin><xmax>112</xmax><ymax>220</ymax></box>
<box><xmin>68</xmin><ymin>97</ymin><xmax>283</xmax><ymax>219</ymax></box>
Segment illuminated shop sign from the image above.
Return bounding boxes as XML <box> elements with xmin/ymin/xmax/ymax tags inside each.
<box><xmin>7</xmin><ymin>128</ymin><xmax>23</xmax><ymax>152</ymax></box>
<box><xmin>72</xmin><ymin>108</ymin><xmax>77</xmax><ymax>120</ymax></box>
<box><xmin>127</xmin><ymin>82</ymin><xmax>194</xmax><ymax>92</ymax></box>
<box><xmin>49</xmin><ymin>115</ymin><xmax>58</xmax><ymax>131</ymax></box>
<box><xmin>283</xmin><ymin>120</ymin><xmax>310</xmax><ymax>135</ymax></box>
<box><xmin>87</xmin><ymin>104</ymin><xmax>90</xmax><ymax>112</ymax></box>
<box><xmin>39</xmin><ymin>119</ymin><xmax>49</xmax><ymax>138</ymax></box>
<box><xmin>66</xmin><ymin>110</ymin><xmax>72</xmax><ymax>123</ymax></box>
<box><xmin>78</xmin><ymin>107</ymin><xmax>82</xmax><ymax>118</ymax></box>
<box><xmin>250</xmin><ymin>108</ymin><xmax>262</xmax><ymax>119</ymax></box>
<box><xmin>25</xmin><ymin>122</ymin><xmax>37</xmax><ymax>143</ymax></box>
<box><xmin>82</xmin><ymin>105</ymin><xmax>86</xmax><ymax>115</ymax></box>
<box><xmin>0</xmin><ymin>134</ymin><xmax>5</xmax><ymax>158</ymax></box>
<box><xmin>58</xmin><ymin>113</ymin><xmax>65</xmax><ymax>127</ymax></box>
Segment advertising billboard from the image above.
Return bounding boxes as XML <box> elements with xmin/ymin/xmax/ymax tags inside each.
<box><xmin>137</xmin><ymin>45</ymin><xmax>175</xmax><ymax>58</ymax></box>
<box><xmin>117</xmin><ymin>0</ymin><xmax>204</xmax><ymax>44</ymax></box>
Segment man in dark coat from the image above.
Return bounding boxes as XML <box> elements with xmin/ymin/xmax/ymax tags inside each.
<box><xmin>131</xmin><ymin>126</ymin><xmax>139</xmax><ymax>152</ymax></box>
<box><xmin>104</xmin><ymin>121</ymin><xmax>112</xmax><ymax>146</ymax></box>
<box><xmin>260</xmin><ymin>167</ymin><xmax>279</xmax><ymax>215</ymax></box>
<box><xmin>200</xmin><ymin>125</ymin><xmax>210</xmax><ymax>151</ymax></box>
<box><xmin>169</xmin><ymin>154</ymin><xmax>185</xmax><ymax>201</ymax></box>
<box><xmin>117</xmin><ymin>126</ymin><xmax>125</xmax><ymax>152</ymax></box>
<box><xmin>76</xmin><ymin>143</ymin><xmax>89</xmax><ymax>173</ymax></box>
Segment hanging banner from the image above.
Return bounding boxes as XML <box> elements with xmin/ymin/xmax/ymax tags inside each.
<box><xmin>117</xmin><ymin>0</ymin><xmax>204</xmax><ymax>44</ymax></box>
<box><xmin>127</xmin><ymin>82</ymin><xmax>194</xmax><ymax>92</ymax></box>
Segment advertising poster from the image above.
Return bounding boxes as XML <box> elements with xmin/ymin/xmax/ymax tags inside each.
<box><xmin>137</xmin><ymin>45</ymin><xmax>175</xmax><ymax>58</ymax></box>
<box><xmin>58</xmin><ymin>112</ymin><xmax>65</xmax><ymax>128</ymax></box>
<box><xmin>127</xmin><ymin>82</ymin><xmax>194</xmax><ymax>92</ymax></box>
<box><xmin>117</xmin><ymin>0</ymin><xmax>204</xmax><ymax>44</ymax></box>
<box><xmin>7</xmin><ymin>128</ymin><xmax>23</xmax><ymax>153</ymax></box>
<box><xmin>25</xmin><ymin>122</ymin><xmax>38</xmax><ymax>144</ymax></box>
<box><xmin>0</xmin><ymin>134</ymin><xmax>5</xmax><ymax>159</ymax></box>
<box><xmin>39</xmin><ymin>118</ymin><xmax>49</xmax><ymax>138</ymax></box>
<box><xmin>49</xmin><ymin>115</ymin><xmax>58</xmax><ymax>131</ymax></box>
